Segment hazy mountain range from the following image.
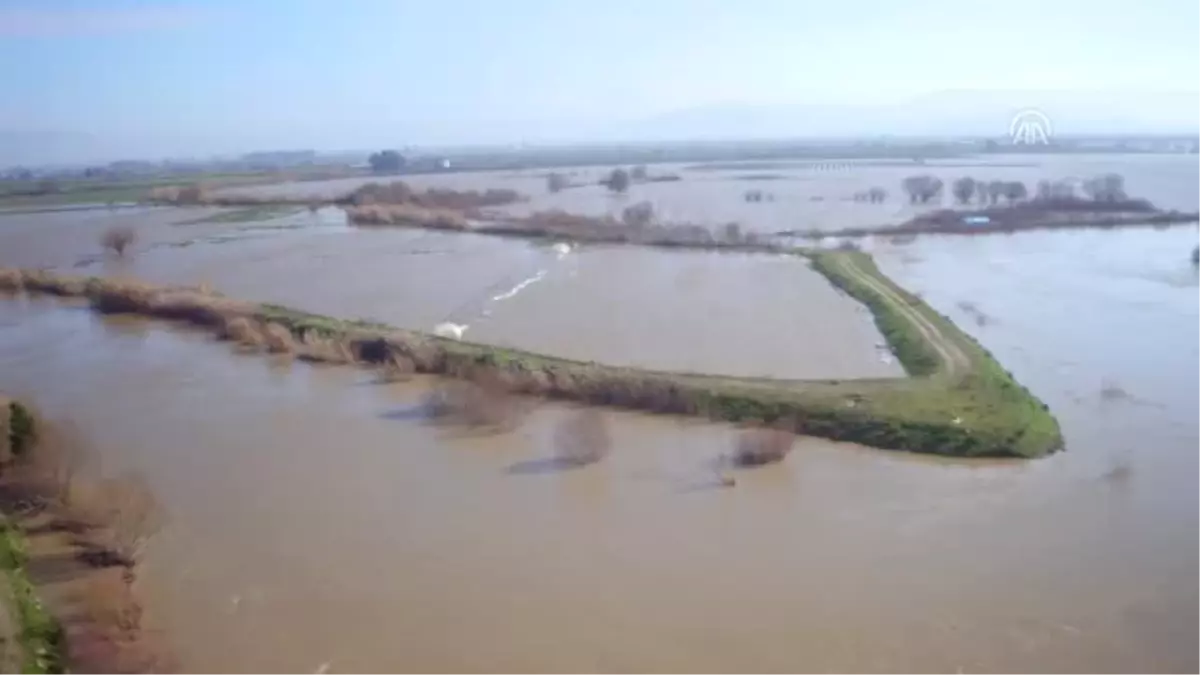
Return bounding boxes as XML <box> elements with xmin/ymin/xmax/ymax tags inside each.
<box><xmin>3</xmin><ymin>90</ymin><xmax>1197</xmax><ymax>166</ymax></box>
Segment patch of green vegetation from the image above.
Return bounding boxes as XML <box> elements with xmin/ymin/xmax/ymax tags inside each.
<box><xmin>173</xmin><ymin>205</ymin><xmax>303</xmax><ymax>226</ymax></box>
<box><xmin>809</xmin><ymin>252</ymin><xmax>940</xmax><ymax>376</ymax></box>
<box><xmin>6</xmin><ymin>402</ymin><xmax>35</xmax><ymax>459</ymax></box>
<box><xmin>0</xmin><ymin>522</ymin><xmax>66</xmax><ymax>674</ymax></box>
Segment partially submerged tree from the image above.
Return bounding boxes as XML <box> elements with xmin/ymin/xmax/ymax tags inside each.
<box><xmin>733</xmin><ymin>428</ymin><xmax>795</xmax><ymax>467</ymax></box>
<box><xmin>1083</xmin><ymin>173</ymin><xmax>1127</xmax><ymax>202</ymax></box>
<box><xmin>621</xmin><ymin>201</ymin><xmax>655</xmax><ymax>228</ymax></box>
<box><xmin>952</xmin><ymin>176</ymin><xmax>977</xmax><ymax>205</ymax></box>
<box><xmin>1001</xmin><ymin>180</ymin><xmax>1028</xmax><ymax>203</ymax></box>
<box><xmin>602</xmin><ymin>168</ymin><xmax>631</xmax><ymax>194</ymax></box>
<box><xmin>985</xmin><ymin>180</ymin><xmax>1006</xmax><ymax>206</ymax></box>
<box><xmin>546</xmin><ymin>172</ymin><xmax>568</xmax><ymax>193</ymax></box>
<box><xmin>100</xmin><ymin>227</ymin><xmax>136</xmax><ymax>257</ymax></box>
<box><xmin>901</xmin><ymin>175</ymin><xmax>944</xmax><ymax>204</ymax></box>
<box><xmin>368</xmin><ymin>150</ymin><xmax>406</xmax><ymax>174</ymax></box>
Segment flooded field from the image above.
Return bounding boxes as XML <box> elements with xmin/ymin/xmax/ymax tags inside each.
<box><xmin>0</xmin><ymin>206</ymin><xmax>897</xmax><ymax>380</ymax></box>
<box><xmin>0</xmin><ymin>218</ymin><xmax>1195</xmax><ymax>672</ymax></box>
<box><xmin>217</xmin><ymin>153</ymin><xmax>1199</xmax><ymax>233</ymax></box>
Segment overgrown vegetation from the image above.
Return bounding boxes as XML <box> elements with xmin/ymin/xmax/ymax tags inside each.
<box><xmin>0</xmin><ymin>262</ymin><xmax>1063</xmax><ymax>458</ymax></box>
<box><xmin>1</xmin><ymin>519</ymin><xmax>65</xmax><ymax>674</ymax></box>
<box><xmin>0</xmin><ymin>398</ymin><xmax>172</xmax><ymax>673</ymax></box>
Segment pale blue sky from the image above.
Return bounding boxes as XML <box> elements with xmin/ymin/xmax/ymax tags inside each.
<box><xmin>1</xmin><ymin>0</ymin><xmax>1197</xmax><ymax>160</ymax></box>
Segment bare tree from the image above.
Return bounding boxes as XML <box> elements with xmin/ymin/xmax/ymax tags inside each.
<box><xmin>901</xmin><ymin>175</ymin><xmax>944</xmax><ymax>204</ymax></box>
<box><xmin>1083</xmin><ymin>173</ymin><xmax>1127</xmax><ymax>202</ymax></box>
<box><xmin>1001</xmin><ymin>181</ymin><xmax>1028</xmax><ymax>203</ymax></box>
<box><xmin>722</xmin><ymin>222</ymin><xmax>743</xmax><ymax>243</ymax></box>
<box><xmin>546</xmin><ymin>173</ymin><xmax>568</xmax><ymax>193</ymax></box>
<box><xmin>603</xmin><ymin>168</ymin><xmax>631</xmax><ymax>194</ymax></box>
<box><xmin>630</xmin><ymin>165</ymin><xmax>648</xmax><ymax>182</ymax></box>
<box><xmin>986</xmin><ymin>180</ymin><xmax>1005</xmax><ymax>206</ymax></box>
<box><xmin>621</xmin><ymin>201</ymin><xmax>655</xmax><ymax>228</ymax></box>
<box><xmin>952</xmin><ymin>177</ymin><xmax>977</xmax><ymax>205</ymax></box>
<box><xmin>100</xmin><ymin>227</ymin><xmax>136</xmax><ymax>257</ymax></box>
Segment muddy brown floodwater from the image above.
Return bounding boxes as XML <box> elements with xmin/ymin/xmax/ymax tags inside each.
<box><xmin>0</xmin><ymin>220</ymin><xmax>1196</xmax><ymax>672</ymax></box>
<box><xmin>0</xmin><ymin>206</ymin><xmax>901</xmax><ymax>380</ymax></box>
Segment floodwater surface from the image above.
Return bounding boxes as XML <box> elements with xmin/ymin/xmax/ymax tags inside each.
<box><xmin>0</xmin><ymin>221</ymin><xmax>1195</xmax><ymax>672</ymax></box>
<box><xmin>218</xmin><ymin>153</ymin><xmax>1199</xmax><ymax>233</ymax></box>
<box><xmin>0</xmin><ymin>207</ymin><xmax>897</xmax><ymax>380</ymax></box>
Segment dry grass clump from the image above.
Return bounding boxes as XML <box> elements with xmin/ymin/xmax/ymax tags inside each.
<box><xmin>732</xmin><ymin>427</ymin><xmax>796</xmax><ymax>467</ymax></box>
<box><xmin>348</xmin><ymin>181</ymin><xmax>521</xmax><ymax>210</ymax></box>
<box><xmin>298</xmin><ymin>331</ymin><xmax>354</xmax><ymax>363</ymax></box>
<box><xmin>100</xmin><ymin>227</ymin><xmax>137</xmax><ymax>257</ymax></box>
<box><xmin>552</xmin><ymin>409</ymin><xmax>611</xmax><ymax>466</ymax></box>
<box><xmin>345</xmin><ymin>203</ymin><xmax>469</xmax><ymax>230</ymax></box>
<box><xmin>220</xmin><ymin>316</ymin><xmax>264</xmax><ymax>347</ymax></box>
<box><xmin>261</xmin><ymin>322</ymin><xmax>297</xmax><ymax>354</ymax></box>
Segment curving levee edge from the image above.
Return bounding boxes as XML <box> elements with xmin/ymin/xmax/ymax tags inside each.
<box><xmin>0</xmin><ymin>255</ymin><xmax>1062</xmax><ymax>458</ymax></box>
<box><xmin>1</xmin><ymin>398</ymin><xmax>67</xmax><ymax>674</ymax></box>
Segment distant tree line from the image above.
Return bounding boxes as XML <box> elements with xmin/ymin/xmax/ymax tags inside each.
<box><xmin>368</xmin><ymin>150</ymin><xmax>407</xmax><ymax>173</ymax></box>
<box><xmin>901</xmin><ymin>172</ymin><xmax>1129</xmax><ymax>207</ymax></box>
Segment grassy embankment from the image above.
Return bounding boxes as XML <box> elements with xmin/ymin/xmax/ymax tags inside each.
<box><xmin>1</xmin><ymin>400</ymin><xmax>65</xmax><ymax>674</ymax></box>
<box><xmin>0</xmin><ymin>256</ymin><xmax>1062</xmax><ymax>458</ymax></box>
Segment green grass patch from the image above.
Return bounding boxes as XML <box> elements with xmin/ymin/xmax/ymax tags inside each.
<box><xmin>0</xmin><ymin>522</ymin><xmax>65</xmax><ymax>674</ymax></box>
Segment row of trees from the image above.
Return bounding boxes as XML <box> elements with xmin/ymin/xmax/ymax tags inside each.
<box><xmin>368</xmin><ymin>150</ymin><xmax>406</xmax><ymax>173</ymax></box>
<box><xmin>902</xmin><ymin>173</ymin><xmax>1129</xmax><ymax>207</ymax></box>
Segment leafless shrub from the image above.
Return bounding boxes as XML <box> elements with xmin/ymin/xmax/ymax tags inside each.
<box><xmin>546</xmin><ymin>173</ymin><xmax>568</xmax><ymax>193</ymax></box>
<box><xmin>553</xmin><ymin>409</ymin><xmax>611</xmax><ymax>466</ymax></box>
<box><xmin>344</xmin><ymin>203</ymin><xmax>469</xmax><ymax>230</ymax></box>
<box><xmin>602</xmin><ymin>168</ymin><xmax>631</xmax><ymax>193</ymax></box>
<box><xmin>100</xmin><ymin>227</ymin><xmax>136</xmax><ymax>257</ymax></box>
<box><xmin>733</xmin><ymin>428</ymin><xmax>795</xmax><ymax>467</ymax></box>
<box><xmin>621</xmin><ymin>201</ymin><xmax>655</xmax><ymax>228</ymax></box>
<box><xmin>220</xmin><ymin>316</ymin><xmax>263</xmax><ymax>347</ymax></box>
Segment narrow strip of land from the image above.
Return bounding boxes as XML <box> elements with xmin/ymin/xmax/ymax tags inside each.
<box><xmin>828</xmin><ymin>254</ymin><xmax>968</xmax><ymax>375</ymax></box>
<box><xmin>0</xmin><ymin>259</ymin><xmax>1062</xmax><ymax>458</ymax></box>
